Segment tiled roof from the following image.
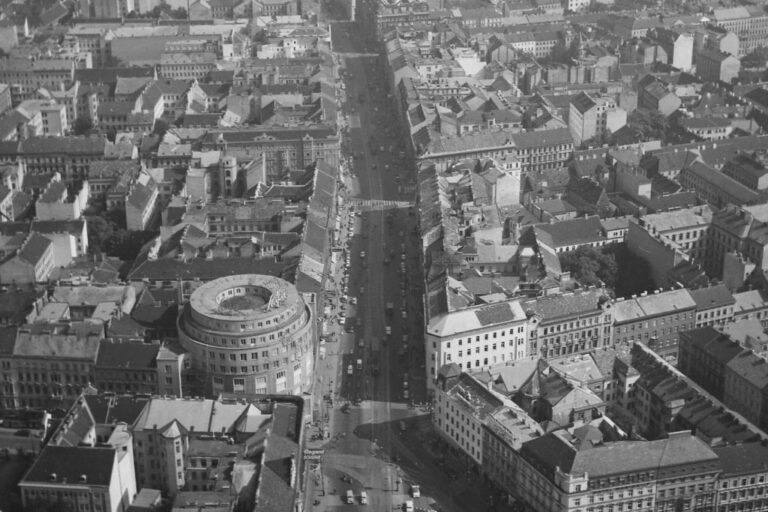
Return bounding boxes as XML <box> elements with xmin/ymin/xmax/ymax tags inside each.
<box><xmin>683</xmin><ymin>160</ymin><xmax>761</xmax><ymax>205</ymax></box>
<box><xmin>522</xmin><ymin>288</ymin><xmax>607</xmax><ymax>322</ymax></box>
<box><xmin>689</xmin><ymin>284</ymin><xmax>735</xmax><ymax>310</ymax></box>
<box><xmin>23</xmin><ymin>446</ymin><xmax>115</xmax><ymax>486</ymax></box>
<box><xmin>534</xmin><ymin>215</ymin><xmax>604</xmax><ymax>249</ymax></box>
<box><xmin>726</xmin><ymin>350</ymin><xmax>768</xmax><ymax>390</ymax></box>
<box><xmin>713</xmin><ymin>442</ymin><xmax>768</xmax><ymax>476</ymax></box>
<box><xmin>127</xmin><ymin>180</ymin><xmax>157</xmax><ymax>211</ymax></box>
<box><xmin>95</xmin><ymin>341</ymin><xmax>159</xmax><ymax>369</ymax></box>
<box><xmin>38</xmin><ymin>181</ymin><xmax>67</xmax><ymax>204</ymax></box>
<box><xmin>521</xmin><ymin>430</ymin><xmax>718</xmax><ymax>483</ymax></box>
<box><xmin>20</xmin><ymin>136</ymin><xmax>107</xmax><ymax>156</ymax></box>
<box><xmin>18</xmin><ymin>232</ymin><xmax>52</xmax><ymax>265</ymax></box>
<box><xmin>570</xmin><ymin>92</ymin><xmax>596</xmax><ymax>115</ymax></box>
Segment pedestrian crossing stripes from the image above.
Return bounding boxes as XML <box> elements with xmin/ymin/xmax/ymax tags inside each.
<box><xmin>347</xmin><ymin>199</ymin><xmax>414</xmax><ymax>210</ymax></box>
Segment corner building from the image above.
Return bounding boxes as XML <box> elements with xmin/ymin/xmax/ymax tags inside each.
<box><xmin>178</xmin><ymin>275</ymin><xmax>313</xmax><ymax>396</ymax></box>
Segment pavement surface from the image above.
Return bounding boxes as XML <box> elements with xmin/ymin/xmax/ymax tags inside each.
<box><xmin>301</xmin><ymin>2</ymin><xmax>520</xmax><ymax>512</ymax></box>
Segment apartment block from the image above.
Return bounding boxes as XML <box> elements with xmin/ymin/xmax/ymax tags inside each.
<box><xmin>612</xmin><ymin>289</ymin><xmax>697</xmax><ymax>360</ymax></box>
<box><xmin>522</xmin><ymin>289</ymin><xmax>614</xmax><ymax>360</ymax></box>
<box><xmin>425</xmin><ymin>300</ymin><xmax>529</xmax><ymax>383</ymax></box>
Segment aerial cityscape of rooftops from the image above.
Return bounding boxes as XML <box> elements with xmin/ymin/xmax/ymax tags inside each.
<box><xmin>3</xmin><ymin>0</ymin><xmax>768</xmax><ymax>510</ymax></box>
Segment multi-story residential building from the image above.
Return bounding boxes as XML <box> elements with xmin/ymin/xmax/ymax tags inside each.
<box><xmin>125</xmin><ymin>174</ymin><xmax>158</xmax><ymax>231</ymax></box>
<box><xmin>612</xmin><ymin>289</ymin><xmax>697</xmax><ymax>360</ymax></box>
<box><xmin>0</xmin><ymin>232</ymin><xmax>55</xmax><ymax>284</ymax></box>
<box><xmin>707</xmin><ymin>205</ymin><xmax>768</xmax><ymax>277</ymax></box>
<box><xmin>712</xmin><ymin>442</ymin><xmax>768</xmax><ymax>512</ymax></box>
<box><xmin>690</xmin><ymin>284</ymin><xmax>735</xmax><ymax>327</ymax></box>
<box><xmin>0</xmin><ymin>58</ymin><xmax>76</xmax><ymax>105</ymax></box>
<box><xmin>695</xmin><ymin>48</ymin><xmax>741</xmax><ymax>84</ymax></box>
<box><xmin>67</xmin><ymin>26</ymin><xmax>112</xmax><ymax>67</ymax></box>
<box><xmin>652</xmin><ymin>27</ymin><xmax>694</xmax><ymax>71</ymax></box>
<box><xmin>523</xmin><ymin>289</ymin><xmax>613</xmax><ymax>360</ymax></box>
<box><xmin>131</xmin><ymin>394</ymin><xmax>302</xmax><ymax>502</ymax></box>
<box><xmin>36</xmin><ymin>179</ymin><xmax>89</xmax><ymax>222</ymax></box>
<box><xmin>638</xmin><ymin>75</ymin><xmax>682</xmax><ymax>116</ymax></box>
<box><xmin>637</xmin><ymin>205</ymin><xmax>712</xmax><ymax>261</ymax></box>
<box><xmin>425</xmin><ymin>300</ymin><xmax>529</xmax><ymax>383</ymax></box>
<box><xmin>515</xmin><ymin>429</ymin><xmax>720</xmax><ymax>512</ymax></box>
<box><xmin>723</xmin><ymin>349</ymin><xmax>768</xmax><ymax>431</ymax></box>
<box><xmin>679</xmin><ymin>160</ymin><xmax>762</xmax><ymax>210</ymax></box>
<box><xmin>93</xmin><ymin>342</ymin><xmax>159</xmax><ymax>395</ymax></box>
<box><xmin>433</xmin><ymin>366</ymin><xmax>506</xmax><ymax>467</ymax></box>
<box><xmin>678</xmin><ymin>326</ymin><xmax>744</xmax><ymax>399</ymax></box>
<box><xmin>1</xmin><ymin>321</ymin><xmax>101</xmax><ymax>409</ymax></box>
<box><xmin>253</xmin><ymin>0</ymin><xmax>298</xmax><ymax>15</ymax></box>
<box><xmin>510</xmin><ymin>128</ymin><xmax>573</xmax><ymax>173</ymax></box>
<box><xmin>20</xmin><ymin>443</ymin><xmax>136</xmax><ymax>512</ymax></box>
<box><xmin>533</xmin><ymin>216</ymin><xmax>610</xmax><ymax>254</ymax></box>
<box><xmin>375</xmin><ymin>0</ymin><xmax>431</xmax><ymax>36</ymax></box>
<box><xmin>568</xmin><ymin>92</ymin><xmax>627</xmax><ymax>146</ymax></box>
<box><xmin>159</xmin><ymin>52</ymin><xmax>218</xmax><ymax>80</ymax></box>
<box><xmin>200</xmin><ymin>126</ymin><xmax>341</xmax><ymax>173</ymax></box>
<box><xmin>678</xmin><ymin>117</ymin><xmax>733</xmax><ymax>141</ymax></box>
<box><xmin>732</xmin><ymin>290</ymin><xmax>768</xmax><ymax>326</ymax></box>
<box><xmin>712</xmin><ymin>5</ymin><xmax>768</xmax><ymax>56</ymax></box>
<box><xmin>721</xmin><ymin>153</ymin><xmax>768</xmax><ymax>191</ymax></box>
<box><xmin>482</xmin><ymin>404</ymin><xmax>544</xmax><ymax>502</ymax></box>
<box><xmin>17</xmin><ymin>136</ymin><xmax>108</xmax><ymax>186</ymax></box>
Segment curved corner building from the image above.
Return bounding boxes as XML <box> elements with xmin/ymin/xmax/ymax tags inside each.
<box><xmin>178</xmin><ymin>275</ymin><xmax>314</xmax><ymax>396</ymax></box>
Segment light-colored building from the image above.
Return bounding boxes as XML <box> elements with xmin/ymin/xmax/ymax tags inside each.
<box><xmin>523</xmin><ymin>289</ymin><xmax>614</xmax><ymax>360</ymax></box>
<box><xmin>125</xmin><ymin>174</ymin><xmax>158</xmax><ymax>231</ymax></box>
<box><xmin>35</xmin><ymin>179</ymin><xmax>89</xmax><ymax>221</ymax></box>
<box><xmin>612</xmin><ymin>289</ymin><xmax>697</xmax><ymax>359</ymax></box>
<box><xmin>515</xmin><ymin>429</ymin><xmax>720</xmax><ymax>512</ymax></box>
<box><xmin>177</xmin><ymin>274</ymin><xmax>314</xmax><ymax>396</ymax></box>
<box><xmin>19</xmin><ymin>443</ymin><xmax>136</xmax><ymax>512</ymax></box>
<box><xmin>690</xmin><ymin>284</ymin><xmax>735</xmax><ymax>327</ymax></box>
<box><xmin>0</xmin><ymin>232</ymin><xmax>55</xmax><ymax>284</ymax></box>
<box><xmin>637</xmin><ymin>205</ymin><xmax>712</xmax><ymax>261</ymax></box>
<box><xmin>568</xmin><ymin>92</ymin><xmax>627</xmax><ymax>146</ymax></box>
<box><xmin>425</xmin><ymin>300</ymin><xmax>529</xmax><ymax>384</ymax></box>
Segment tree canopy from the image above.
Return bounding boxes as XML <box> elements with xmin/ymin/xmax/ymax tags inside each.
<box><xmin>559</xmin><ymin>246</ymin><xmax>618</xmax><ymax>289</ymax></box>
<box><xmin>625</xmin><ymin>108</ymin><xmax>669</xmax><ymax>143</ymax></box>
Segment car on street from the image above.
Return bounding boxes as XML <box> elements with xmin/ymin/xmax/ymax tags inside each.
<box><xmin>360</xmin><ymin>251</ymin><xmax>366</xmax><ymax>258</ymax></box>
<box><xmin>411</xmin><ymin>485</ymin><xmax>421</xmax><ymax>498</ymax></box>
<box><xmin>385</xmin><ymin>325</ymin><xmax>391</xmax><ymax>335</ymax></box>
<box><xmin>401</xmin><ymin>310</ymin><xmax>407</xmax><ymax>319</ymax></box>
<box><xmin>347</xmin><ymin>365</ymin><xmax>353</xmax><ymax>376</ymax></box>
<box><xmin>360</xmin><ymin>286</ymin><xmax>365</xmax><ymax>295</ymax></box>
<box><xmin>356</xmin><ymin>359</ymin><xmax>363</xmax><ymax>370</ymax></box>
<box><xmin>403</xmin><ymin>390</ymin><xmax>410</xmax><ymax>399</ymax></box>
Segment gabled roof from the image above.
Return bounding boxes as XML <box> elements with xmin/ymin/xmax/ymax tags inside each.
<box><xmin>18</xmin><ymin>232</ymin><xmax>52</xmax><ymax>265</ymax></box>
<box><xmin>689</xmin><ymin>284</ymin><xmax>735</xmax><ymax>310</ymax></box>
<box><xmin>570</xmin><ymin>92</ymin><xmax>596</xmax><ymax>115</ymax></box>
<box><xmin>95</xmin><ymin>341</ymin><xmax>159</xmax><ymax>370</ymax></box>
<box><xmin>534</xmin><ymin>216</ymin><xmax>604</xmax><ymax>249</ymax></box>
<box><xmin>22</xmin><ymin>446</ymin><xmax>116</xmax><ymax>487</ymax></box>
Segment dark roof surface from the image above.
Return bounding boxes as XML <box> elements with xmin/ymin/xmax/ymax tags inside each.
<box><xmin>23</xmin><ymin>446</ymin><xmax>115</xmax><ymax>486</ymax></box>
